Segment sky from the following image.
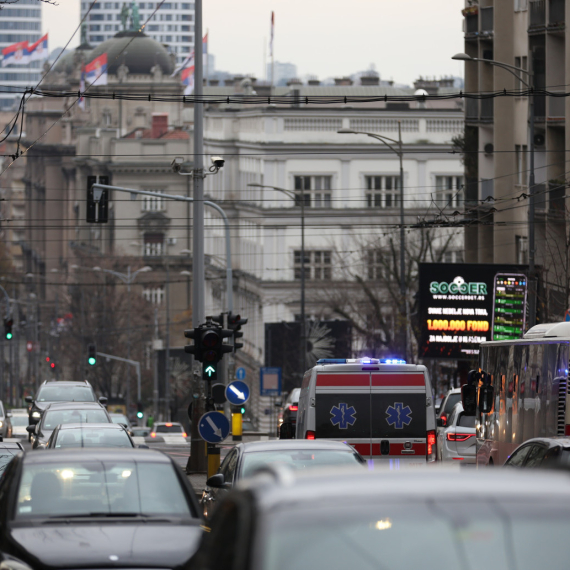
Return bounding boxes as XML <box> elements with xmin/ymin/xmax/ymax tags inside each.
<box><xmin>42</xmin><ymin>0</ymin><xmax>465</xmax><ymax>86</ymax></box>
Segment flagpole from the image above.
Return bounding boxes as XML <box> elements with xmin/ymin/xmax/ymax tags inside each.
<box><xmin>263</xmin><ymin>37</ymin><xmax>266</xmax><ymax>83</ymax></box>
<box><xmin>270</xmin><ymin>12</ymin><xmax>274</xmax><ymax>94</ymax></box>
<box><xmin>205</xmin><ymin>29</ymin><xmax>209</xmax><ymax>87</ymax></box>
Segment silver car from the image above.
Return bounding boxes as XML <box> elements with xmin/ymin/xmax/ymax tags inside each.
<box><xmin>0</xmin><ymin>402</ymin><xmax>12</xmax><ymax>439</ymax></box>
<box><xmin>437</xmin><ymin>402</ymin><xmax>476</xmax><ymax>464</ymax></box>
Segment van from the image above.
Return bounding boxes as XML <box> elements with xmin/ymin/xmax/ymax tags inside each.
<box><xmin>295</xmin><ymin>358</ymin><xmax>437</xmax><ymax>464</ymax></box>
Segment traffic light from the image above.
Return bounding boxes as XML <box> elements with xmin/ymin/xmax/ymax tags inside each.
<box><xmin>136</xmin><ymin>402</ymin><xmax>144</xmax><ymax>419</ymax></box>
<box><xmin>185</xmin><ymin>319</ymin><xmax>233</xmax><ymax>367</ymax></box>
<box><xmin>228</xmin><ymin>312</ymin><xmax>248</xmax><ymax>352</ymax></box>
<box><xmin>3</xmin><ymin>318</ymin><xmax>12</xmax><ymax>340</ymax></box>
<box><xmin>240</xmin><ymin>405</ymin><xmax>246</xmax><ymax>415</ymax></box>
<box><xmin>86</xmin><ymin>175</ymin><xmax>109</xmax><ymax>223</ymax></box>
<box><xmin>87</xmin><ymin>343</ymin><xmax>97</xmax><ymax>366</ymax></box>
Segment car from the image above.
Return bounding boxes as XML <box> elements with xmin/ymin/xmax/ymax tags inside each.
<box><xmin>109</xmin><ymin>412</ymin><xmax>131</xmax><ymax>429</ymax></box>
<box><xmin>191</xmin><ymin>465</ymin><xmax>570</xmax><ymax>570</ymax></box>
<box><xmin>25</xmin><ymin>380</ymin><xmax>107</xmax><ymax>426</ymax></box>
<box><xmin>281</xmin><ymin>387</ymin><xmax>301</xmax><ymax>429</ymax></box>
<box><xmin>503</xmin><ymin>436</ymin><xmax>570</xmax><ymax>468</ymax></box>
<box><xmin>0</xmin><ymin>441</ymin><xmax>24</xmax><ymax>476</ymax></box>
<box><xmin>132</xmin><ymin>426</ymin><xmax>151</xmax><ymax>437</ymax></box>
<box><xmin>28</xmin><ymin>402</ymin><xmax>112</xmax><ymax>450</ymax></box>
<box><xmin>45</xmin><ymin>423</ymin><xmax>138</xmax><ymax>449</ymax></box>
<box><xmin>200</xmin><ymin>439</ymin><xmax>365</xmax><ymax>518</ymax></box>
<box><xmin>150</xmin><ymin>422</ymin><xmax>188</xmax><ymax>444</ymax></box>
<box><xmin>0</xmin><ymin>401</ymin><xmax>12</xmax><ymax>439</ymax></box>
<box><xmin>0</xmin><ymin>448</ymin><xmax>203</xmax><ymax>570</ymax></box>
<box><xmin>436</xmin><ymin>402</ymin><xmax>476</xmax><ymax>464</ymax></box>
<box><xmin>436</xmin><ymin>387</ymin><xmax>462</xmax><ymax>429</ymax></box>
<box><xmin>8</xmin><ymin>409</ymin><xmax>29</xmax><ymax>439</ymax></box>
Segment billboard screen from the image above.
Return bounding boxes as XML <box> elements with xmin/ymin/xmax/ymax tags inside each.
<box><xmin>418</xmin><ymin>263</ymin><xmax>530</xmax><ymax>359</ymax></box>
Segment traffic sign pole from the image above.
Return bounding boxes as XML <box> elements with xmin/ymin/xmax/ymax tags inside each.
<box><xmin>232</xmin><ymin>412</ymin><xmax>242</xmax><ymax>442</ymax></box>
<box><xmin>207</xmin><ymin>443</ymin><xmax>220</xmax><ymax>478</ymax></box>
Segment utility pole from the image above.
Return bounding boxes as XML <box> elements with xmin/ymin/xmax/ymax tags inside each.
<box><xmin>153</xmin><ymin>307</ymin><xmax>159</xmax><ymax>421</ymax></box>
<box><xmin>165</xmin><ymin>262</ymin><xmax>171</xmax><ymax>420</ymax></box>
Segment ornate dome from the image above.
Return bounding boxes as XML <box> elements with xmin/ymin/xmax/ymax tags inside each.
<box><xmin>88</xmin><ymin>31</ymin><xmax>173</xmax><ymax>75</ymax></box>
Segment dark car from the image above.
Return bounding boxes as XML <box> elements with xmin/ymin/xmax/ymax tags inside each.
<box><xmin>0</xmin><ymin>448</ymin><xmax>203</xmax><ymax>570</ymax></box>
<box><xmin>192</xmin><ymin>466</ymin><xmax>570</xmax><ymax>570</ymax></box>
<box><xmin>436</xmin><ymin>387</ymin><xmax>462</xmax><ymax>428</ymax></box>
<box><xmin>46</xmin><ymin>423</ymin><xmax>137</xmax><ymax>449</ymax></box>
<box><xmin>0</xmin><ymin>442</ymin><xmax>23</xmax><ymax>477</ymax></box>
<box><xmin>28</xmin><ymin>402</ymin><xmax>112</xmax><ymax>450</ymax></box>
<box><xmin>200</xmin><ymin>439</ymin><xmax>365</xmax><ymax>518</ymax></box>
<box><xmin>504</xmin><ymin>436</ymin><xmax>570</xmax><ymax>468</ymax></box>
<box><xmin>281</xmin><ymin>387</ymin><xmax>301</xmax><ymax>429</ymax></box>
<box><xmin>25</xmin><ymin>380</ymin><xmax>107</xmax><ymax>426</ymax></box>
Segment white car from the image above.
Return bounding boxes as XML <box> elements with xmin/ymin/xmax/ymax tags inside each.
<box><xmin>150</xmin><ymin>422</ymin><xmax>188</xmax><ymax>444</ymax></box>
<box><xmin>8</xmin><ymin>410</ymin><xmax>29</xmax><ymax>439</ymax></box>
<box><xmin>437</xmin><ymin>402</ymin><xmax>476</xmax><ymax>464</ymax></box>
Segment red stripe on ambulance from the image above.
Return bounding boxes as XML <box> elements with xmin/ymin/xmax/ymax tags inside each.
<box><xmin>371</xmin><ymin>374</ymin><xmax>425</xmax><ymax>387</ymax></box>
<box><xmin>316</xmin><ymin>374</ymin><xmax>369</xmax><ymax>387</ymax></box>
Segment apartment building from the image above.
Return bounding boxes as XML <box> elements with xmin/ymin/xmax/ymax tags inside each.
<box><xmin>461</xmin><ymin>0</ymin><xmax>569</xmax><ymax>319</ymax></box>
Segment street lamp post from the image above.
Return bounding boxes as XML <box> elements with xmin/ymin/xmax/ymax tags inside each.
<box><xmin>337</xmin><ymin>126</ymin><xmax>407</xmax><ymax>359</ymax></box>
<box><xmin>248</xmin><ymin>182</ymin><xmax>307</xmax><ymax>379</ymax></box>
<box><xmin>452</xmin><ymin>53</ymin><xmax>537</xmax><ymax>328</ymax></box>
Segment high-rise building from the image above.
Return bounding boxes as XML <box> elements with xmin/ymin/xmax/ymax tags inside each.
<box><xmin>0</xmin><ymin>0</ymin><xmax>42</xmax><ymax>110</ymax></box>
<box><xmin>266</xmin><ymin>61</ymin><xmax>297</xmax><ymax>86</ymax></box>
<box><xmin>80</xmin><ymin>1</ymin><xmax>195</xmax><ymax>64</ymax></box>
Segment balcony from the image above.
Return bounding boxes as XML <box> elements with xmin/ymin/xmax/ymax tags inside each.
<box><xmin>549</xmin><ymin>0</ymin><xmax>565</xmax><ymax>27</ymax></box>
<box><xmin>466</xmin><ymin>99</ymin><xmax>479</xmax><ymax>121</ymax></box>
<box><xmin>529</xmin><ymin>0</ymin><xmax>546</xmax><ymax>30</ymax></box>
<box><xmin>465</xmin><ymin>14</ymin><xmax>478</xmax><ymax>37</ymax></box>
<box><xmin>480</xmin><ymin>98</ymin><xmax>494</xmax><ymax>122</ymax></box>
<box><xmin>480</xmin><ymin>7</ymin><xmax>494</xmax><ymax>35</ymax></box>
<box><xmin>481</xmin><ymin>179</ymin><xmax>494</xmax><ymax>201</ymax></box>
<box><xmin>549</xmin><ymin>181</ymin><xmax>566</xmax><ymax>216</ymax></box>
<box><xmin>548</xmin><ymin>92</ymin><xmax>565</xmax><ymax>122</ymax></box>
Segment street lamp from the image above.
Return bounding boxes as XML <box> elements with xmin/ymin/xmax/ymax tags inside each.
<box><xmin>338</xmin><ymin>126</ymin><xmax>407</xmax><ymax>359</ymax></box>
<box><xmin>452</xmin><ymin>53</ymin><xmax>537</xmax><ymax>327</ymax></box>
<box><xmin>248</xmin><ymin>182</ymin><xmax>307</xmax><ymax>379</ymax></box>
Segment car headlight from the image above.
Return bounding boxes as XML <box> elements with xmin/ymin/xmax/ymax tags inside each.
<box><xmin>32</xmin><ymin>411</ymin><xmax>41</xmax><ymax>419</ymax></box>
<box><xmin>0</xmin><ymin>421</ymin><xmax>4</xmax><ymax>428</ymax></box>
<box><xmin>0</xmin><ymin>559</ymin><xmax>34</xmax><ymax>570</ymax></box>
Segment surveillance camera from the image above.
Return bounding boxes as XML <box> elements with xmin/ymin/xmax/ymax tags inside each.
<box><xmin>211</xmin><ymin>156</ymin><xmax>225</xmax><ymax>168</ymax></box>
<box><xmin>171</xmin><ymin>156</ymin><xmax>184</xmax><ymax>172</ymax></box>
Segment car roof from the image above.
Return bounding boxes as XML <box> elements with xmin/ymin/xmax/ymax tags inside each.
<box><xmin>58</xmin><ymin>422</ymin><xmax>124</xmax><ymax>431</ymax></box>
<box><xmin>22</xmin><ymin>447</ymin><xmax>170</xmax><ymax>465</ymax></box>
<box><xmin>154</xmin><ymin>421</ymin><xmax>183</xmax><ymax>426</ymax></box>
<box><xmin>239</xmin><ymin>440</ymin><xmax>358</xmax><ymax>453</ymax></box>
<box><xmin>40</xmin><ymin>381</ymin><xmax>92</xmax><ymax>388</ymax></box>
<box><xmin>517</xmin><ymin>436</ymin><xmax>570</xmax><ymax>448</ymax></box>
<box><xmin>44</xmin><ymin>402</ymin><xmax>106</xmax><ymax>411</ymax></box>
<box><xmin>0</xmin><ymin>442</ymin><xmax>24</xmax><ymax>449</ymax></box>
<box><xmin>240</xmin><ymin>466</ymin><xmax>570</xmax><ymax>511</ymax></box>
<box><xmin>445</xmin><ymin>388</ymin><xmax>462</xmax><ymax>396</ymax></box>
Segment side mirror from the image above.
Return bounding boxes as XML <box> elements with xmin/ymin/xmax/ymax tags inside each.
<box><xmin>461</xmin><ymin>383</ymin><xmax>477</xmax><ymax>416</ymax></box>
<box><xmin>26</xmin><ymin>425</ymin><xmax>36</xmax><ymax>434</ymax></box>
<box><xmin>25</xmin><ymin>396</ymin><xmax>33</xmax><ymax>404</ymax></box>
<box><xmin>279</xmin><ymin>421</ymin><xmax>295</xmax><ymax>439</ymax></box>
<box><xmin>99</xmin><ymin>396</ymin><xmax>108</xmax><ymax>405</ymax></box>
<box><xmin>480</xmin><ymin>385</ymin><xmax>494</xmax><ymax>414</ymax></box>
<box><xmin>436</xmin><ymin>417</ymin><xmax>443</xmax><ymax>427</ymax></box>
<box><xmin>206</xmin><ymin>473</ymin><xmax>227</xmax><ymax>488</ymax></box>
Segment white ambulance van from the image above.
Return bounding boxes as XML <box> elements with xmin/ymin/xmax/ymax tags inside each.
<box><xmin>295</xmin><ymin>358</ymin><xmax>437</xmax><ymax>465</ymax></box>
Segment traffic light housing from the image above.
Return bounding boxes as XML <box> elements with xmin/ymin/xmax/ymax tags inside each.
<box><xmin>3</xmin><ymin>318</ymin><xmax>12</xmax><ymax>340</ymax></box>
<box><xmin>228</xmin><ymin>312</ymin><xmax>248</xmax><ymax>352</ymax></box>
<box><xmin>185</xmin><ymin>319</ymin><xmax>233</xmax><ymax>367</ymax></box>
<box><xmin>86</xmin><ymin>175</ymin><xmax>109</xmax><ymax>223</ymax></box>
<box><xmin>87</xmin><ymin>343</ymin><xmax>97</xmax><ymax>366</ymax></box>
<box><xmin>136</xmin><ymin>402</ymin><xmax>144</xmax><ymax>419</ymax></box>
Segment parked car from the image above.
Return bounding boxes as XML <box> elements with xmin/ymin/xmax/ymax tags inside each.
<box><xmin>0</xmin><ymin>448</ymin><xmax>203</xmax><ymax>570</ymax></box>
<box><xmin>503</xmin><ymin>437</ymin><xmax>570</xmax><ymax>468</ymax></box>
<box><xmin>281</xmin><ymin>387</ymin><xmax>301</xmax><ymax>430</ymax></box>
<box><xmin>437</xmin><ymin>402</ymin><xmax>476</xmax><ymax>464</ymax></box>
<box><xmin>9</xmin><ymin>408</ymin><xmax>29</xmax><ymax>439</ymax></box>
<box><xmin>0</xmin><ymin>401</ymin><xmax>12</xmax><ymax>439</ymax></box>
<box><xmin>200</xmin><ymin>439</ymin><xmax>365</xmax><ymax>518</ymax></box>
<box><xmin>436</xmin><ymin>387</ymin><xmax>462</xmax><ymax>428</ymax></box>
<box><xmin>150</xmin><ymin>422</ymin><xmax>188</xmax><ymax>444</ymax></box>
<box><xmin>0</xmin><ymin>441</ymin><xmax>23</xmax><ymax>476</ymax></box>
<box><xmin>28</xmin><ymin>402</ymin><xmax>112</xmax><ymax>450</ymax></box>
<box><xmin>192</xmin><ymin>465</ymin><xmax>570</xmax><ymax>570</ymax></box>
<box><xmin>45</xmin><ymin>423</ymin><xmax>137</xmax><ymax>449</ymax></box>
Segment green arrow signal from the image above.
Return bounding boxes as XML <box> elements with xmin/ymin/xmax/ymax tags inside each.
<box><xmin>205</xmin><ymin>366</ymin><xmax>215</xmax><ymax>377</ymax></box>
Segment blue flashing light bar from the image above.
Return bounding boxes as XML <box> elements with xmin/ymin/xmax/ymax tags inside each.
<box><xmin>317</xmin><ymin>359</ymin><xmax>347</xmax><ymax>364</ymax></box>
<box><xmin>380</xmin><ymin>358</ymin><xmax>407</xmax><ymax>365</ymax></box>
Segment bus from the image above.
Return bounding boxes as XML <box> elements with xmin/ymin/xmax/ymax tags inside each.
<box><xmin>471</xmin><ymin>322</ymin><xmax>570</xmax><ymax>466</ymax></box>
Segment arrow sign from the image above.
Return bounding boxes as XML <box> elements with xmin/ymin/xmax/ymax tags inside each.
<box><xmin>205</xmin><ymin>365</ymin><xmax>215</xmax><ymax>378</ymax></box>
<box><xmin>226</xmin><ymin>381</ymin><xmax>250</xmax><ymax>405</ymax></box>
<box><xmin>198</xmin><ymin>411</ymin><xmax>230</xmax><ymax>444</ymax></box>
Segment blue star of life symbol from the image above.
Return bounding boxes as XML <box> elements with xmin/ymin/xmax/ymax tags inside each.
<box><xmin>330</xmin><ymin>403</ymin><xmax>357</xmax><ymax>429</ymax></box>
<box><xmin>385</xmin><ymin>402</ymin><xmax>412</xmax><ymax>429</ymax></box>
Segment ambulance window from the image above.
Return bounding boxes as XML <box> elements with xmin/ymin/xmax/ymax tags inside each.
<box><xmin>457</xmin><ymin>413</ymin><xmax>476</xmax><ymax>428</ymax></box>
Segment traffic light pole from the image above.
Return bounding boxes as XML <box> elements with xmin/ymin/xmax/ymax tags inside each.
<box><xmin>96</xmin><ymin>352</ymin><xmax>141</xmax><ymax>402</ymax></box>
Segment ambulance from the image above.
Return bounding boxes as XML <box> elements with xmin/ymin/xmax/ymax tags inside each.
<box><xmin>295</xmin><ymin>358</ymin><xmax>438</xmax><ymax>464</ymax></box>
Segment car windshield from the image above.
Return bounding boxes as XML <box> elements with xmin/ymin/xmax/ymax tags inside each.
<box><xmin>10</xmin><ymin>416</ymin><xmax>29</xmax><ymax>427</ymax></box>
<box><xmin>155</xmin><ymin>425</ymin><xmax>183</xmax><ymax>433</ymax></box>
<box><xmin>241</xmin><ymin>449</ymin><xmax>363</xmax><ymax>478</ymax></box>
<box><xmin>441</xmin><ymin>393</ymin><xmax>461</xmax><ymax>416</ymax></box>
<box><xmin>37</xmin><ymin>386</ymin><xmax>95</xmax><ymax>403</ymax></box>
<box><xmin>132</xmin><ymin>428</ymin><xmax>150</xmax><ymax>437</ymax></box>
<box><xmin>110</xmin><ymin>415</ymin><xmax>129</xmax><ymax>426</ymax></box>
<box><xmin>43</xmin><ymin>409</ymin><xmax>109</xmax><ymax>431</ymax></box>
<box><xmin>15</xmin><ymin>461</ymin><xmax>192</xmax><ymax>519</ymax></box>
<box><xmin>0</xmin><ymin>450</ymin><xmax>18</xmax><ymax>474</ymax></box>
<box><xmin>262</xmin><ymin>501</ymin><xmax>570</xmax><ymax>570</ymax></box>
<box><xmin>55</xmin><ymin>428</ymin><xmax>133</xmax><ymax>448</ymax></box>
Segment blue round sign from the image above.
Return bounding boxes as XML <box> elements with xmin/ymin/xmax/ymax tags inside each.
<box><xmin>198</xmin><ymin>411</ymin><xmax>230</xmax><ymax>443</ymax></box>
<box><xmin>226</xmin><ymin>381</ymin><xmax>250</xmax><ymax>405</ymax></box>
<box><xmin>236</xmin><ymin>367</ymin><xmax>246</xmax><ymax>380</ymax></box>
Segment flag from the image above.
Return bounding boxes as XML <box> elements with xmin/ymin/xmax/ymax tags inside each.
<box><xmin>78</xmin><ymin>64</ymin><xmax>86</xmax><ymax>110</ymax></box>
<box><xmin>269</xmin><ymin>11</ymin><xmax>274</xmax><ymax>58</ymax></box>
<box><xmin>85</xmin><ymin>53</ymin><xmax>108</xmax><ymax>86</ymax></box>
<box><xmin>172</xmin><ymin>34</ymin><xmax>207</xmax><ymax>76</ymax></box>
<box><xmin>202</xmin><ymin>33</ymin><xmax>208</xmax><ymax>55</ymax></box>
<box><xmin>2</xmin><ymin>41</ymin><xmax>29</xmax><ymax>67</ymax></box>
<box><xmin>27</xmin><ymin>34</ymin><xmax>48</xmax><ymax>62</ymax></box>
<box><xmin>181</xmin><ymin>55</ymin><xmax>195</xmax><ymax>95</ymax></box>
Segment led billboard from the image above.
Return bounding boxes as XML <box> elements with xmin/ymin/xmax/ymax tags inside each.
<box><xmin>419</xmin><ymin>263</ymin><xmax>530</xmax><ymax>359</ymax></box>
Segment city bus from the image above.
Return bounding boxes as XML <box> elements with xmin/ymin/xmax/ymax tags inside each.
<box><xmin>471</xmin><ymin>322</ymin><xmax>570</xmax><ymax>466</ymax></box>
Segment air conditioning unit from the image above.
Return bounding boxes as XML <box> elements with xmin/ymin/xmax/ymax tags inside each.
<box><xmin>167</xmin><ymin>237</ymin><xmax>177</xmax><ymax>245</ymax></box>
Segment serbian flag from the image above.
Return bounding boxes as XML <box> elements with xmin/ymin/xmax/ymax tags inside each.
<box><xmin>181</xmin><ymin>56</ymin><xmax>195</xmax><ymax>95</ymax></box>
<box><xmin>269</xmin><ymin>12</ymin><xmax>274</xmax><ymax>57</ymax></box>
<box><xmin>202</xmin><ymin>33</ymin><xmax>208</xmax><ymax>55</ymax></box>
<box><xmin>85</xmin><ymin>53</ymin><xmax>108</xmax><ymax>86</ymax></box>
<box><xmin>78</xmin><ymin>64</ymin><xmax>86</xmax><ymax>110</ymax></box>
<box><xmin>2</xmin><ymin>41</ymin><xmax>29</xmax><ymax>67</ymax></box>
<box><xmin>27</xmin><ymin>34</ymin><xmax>48</xmax><ymax>62</ymax></box>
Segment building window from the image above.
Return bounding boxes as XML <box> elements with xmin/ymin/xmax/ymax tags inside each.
<box><xmin>367</xmin><ymin>250</ymin><xmax>384</xmax><ymax>280</ymax></box>
<box><xmin>435</xmin><ymin>176</ymin><xmax>464</xmax><ymax>208</ymax></box>
<box><xmin>514</xmin><ymin>56</ymin><xmax>528</xmax><ymax>91</ymax></box>
<box><xmin>143</xmin><ymin>287</ymin><xmax>164</xmax><ymax>305</ymax></box>
<box><xmin>516</xmin><ymin>235</ymin><xmax>528</xmax><ymax>264</ymax></box>
<box><xmin>515</xmin><ymin>0</ymin><xmax>528</xmax><ymax>11</ymax></box>
<box><xmin>142</xmin><ymin>190</ymin><xmax>164</xmax><ymax>211</ymax></box>
<box><xmin>515</xmin><ymin>144</ymin><xmax>528</xmax><ymax>185</ymax></box>
<box><xmin>294</xmin><ymin>250</ymin><xmax>331</xmax><ymax>280</ymax></box>
<box><xmin>293</xmin><ymin>176</ymin><xmax>332</xmax><ymax>208</ymax></box>
<box><xmin>364</xmin><ymin>175</ymin><xmax>401</xmax><ymax>208</ymax></box>
<box><xmin>442</xmin><ymin>251</ymin><xmax>464</xmax><ymax>264</ymax></box>
<box><xmin>144</xmin><ymin>233</ymin><xmax>164</xmax><ymax>256</ymax></box>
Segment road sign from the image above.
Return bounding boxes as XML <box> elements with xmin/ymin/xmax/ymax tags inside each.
<box><xmin>260</xmin><ymin>367</ymin><xmax>282</xmax><ymax>396</ymax></box>
<box><xmin>236</xmin><ymin>367</ymin><xmax>246</xmax><ymax>380</ymax></box>
<box><xmin>198</xmin><ymin>411</ymin><xmax>230</xmax><ymax>443</ymax></box>
<box><xmin>565</xmin><ymin>310</ymin><xmax>570</xmax><ymax>322</ymax></box>
<box><xmin>226</xmin><ymin>381</ymin><xmax>250</xmax><ymax>405</ymax></box>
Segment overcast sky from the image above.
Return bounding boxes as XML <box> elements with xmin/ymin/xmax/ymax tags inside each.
<box><xmin>42</xmin><ymin>0</ymin><xmax>465</xmax><ymax>85</ymax></box>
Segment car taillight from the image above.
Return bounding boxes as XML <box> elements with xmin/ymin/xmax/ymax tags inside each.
<box><xmin>166</xmin><ymin>423</ymin><xmax>173</xmax><ymax>427</ymax></box>
<box><xmin>305</xmin><ymin>430</ymin><xmax>315</xmax><ymax>440</ymax></box>
<box><xmin>441</xmin><ymin>414</ymin><xmax>447</xmax><ymax>427</ymax></box>
<box><xmin>150</xmin><ymin>432</ymin><xmax>156</xmax><ymax>438</ymax></box>
<box><xmin>289</xmin><ymin>405</ymin><xmax>298</xmax><ymax>411</ymax></box>
<box><xmin>427</xmin><ymin>430</ymin><xmax>436</xmax><ymax>462</ymax></box>
<box><xmin>447</xmin><ymin>433</ymin><xmax>474</xmax><ymax>442</ymax></box>
<box><xmin>182</xmin><ymin>432</ymin><xmax>187</xmax><ymax>438</ymax></box>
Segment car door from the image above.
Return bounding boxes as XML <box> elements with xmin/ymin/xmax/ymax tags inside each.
<box><xmin>211</xmin><ymin>449</ymin><xmax>239</xmax><ymax>502</ymax></box>
<box><xmin>504</xmin><ymin>443</ymin><xmax>533</xmax><ymax>467</ymax></box>
<box><xmin>453</xmin><ymin>411</ymin><xmax>477</xmax><ymax>459</ymax></box>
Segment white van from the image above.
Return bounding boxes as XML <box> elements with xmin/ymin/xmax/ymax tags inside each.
<box><xmin>296</xmin><ymin>358</ymin><xmax>438</xmax><ymax>464</ymax></box>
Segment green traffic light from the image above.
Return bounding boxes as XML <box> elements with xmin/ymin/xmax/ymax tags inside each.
<box><xmin>240</xmin><ymin>407</ymin><xmax>245</xmax><ymax>414</ymax></box>
<box><xmin>88</xmin><ymin>357</ymin><xmax>96</xmax><ymax>366</ymax></box>
<box><xmin>137</xmin><ymin>411</ymin><xmax>143</xmax><ymax>419</ymax></box>
<box><xmin>5</xmin><ymin>333</ymin><xmax>12</xmax><ymax>340</ymax></box>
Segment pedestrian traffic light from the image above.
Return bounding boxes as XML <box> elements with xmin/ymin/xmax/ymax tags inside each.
<box><xmin>228</xmin><ymin>313</ymin><xmax>248</xmax><ymax>352</ymax></box>
<box><xmin>86</xmin><ymin>175</ymin><xmax>109</xmax><ymax>223</ymax></box>
<box><xmin>87</xmin><ymin>343</ymin><xmax>97</xmax><ymax>366</ymax></box>
<box><xmin>136</xmin><ymin>402</ymin><xmax>144</xmax><ymax>419</ymax></box>
<box><xmin>3</xmin><ymin>318</ymin><xmax>12</xmax><ymax>340</ymax></box>
<box><xmin>202</xmin><ymin>362</ymin><xmax>218</xmax><ymax>381</ymax></box>
<box><xmin>240</xmin><ymin>405</ymin><xmax>246</xmax><ymax>414</ymax></box>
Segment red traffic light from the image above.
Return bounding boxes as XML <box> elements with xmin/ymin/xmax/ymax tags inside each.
<box><xmin>50</xmin><ymin>362</ymin><xmax>55</xmax><ymax>369</ymax></box>
<box><xmin>46</xmin><ymin>357</ymin><xmax>50</xmax><ymax>362</ymax></box>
